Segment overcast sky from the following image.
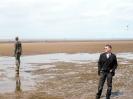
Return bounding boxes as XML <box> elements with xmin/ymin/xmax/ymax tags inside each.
<box><xmin>0</xmin><ymin>0</ymin><xmax>133</xmax><ymax>40</ymax></box>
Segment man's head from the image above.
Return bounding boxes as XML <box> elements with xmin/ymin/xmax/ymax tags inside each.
<box><xmin>104</xmin><ymin>44</ymin><xmax>112</xmax><ymax>53</ymax></box>
<box><xmin>15</xmin><ymin>37</ymin><xmax>19</xmax><ymax>41</ymax></box>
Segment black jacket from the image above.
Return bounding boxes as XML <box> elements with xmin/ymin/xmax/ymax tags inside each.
<box><xmin>98</xmin><ymin>52</ymin><xmax>118</xmax><ymax>74</ymax></box>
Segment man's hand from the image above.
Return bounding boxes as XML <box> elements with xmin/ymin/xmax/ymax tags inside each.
<box><xmin>110</xmin><ymin>70</ymin><xmax>115</xmax><ymax>76</ymax></box>
<box><xmin>111</xmin><ymin>71</ymin><xmax>115</xmax><ymax>76</ymax></box>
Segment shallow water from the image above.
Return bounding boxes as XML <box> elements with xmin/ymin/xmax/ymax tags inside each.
<box><xmin>22</xmin><ymin>53</ymin><xmax>100</xmax><ymax>64</ymax></box>
<box><xmin>0</xmin><ymin>52</ymin><xmax>133</xmax><ymax>94</ymax></box>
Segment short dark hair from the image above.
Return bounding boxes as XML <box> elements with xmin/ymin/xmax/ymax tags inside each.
<box><xmin>15</xmin><ymin>37</ymin><xmax>19</xmax><ymax>41</ymax></box>
<box><xmin>105</xmin><ymin>44</ymin><xmax>112</xmax><ymax>49</ymax></box>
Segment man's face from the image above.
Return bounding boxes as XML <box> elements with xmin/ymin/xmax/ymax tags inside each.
<box><xmin>104</xmin><ymin>46</ymin><xmax>112</xmax><ymax>53</ymax></box>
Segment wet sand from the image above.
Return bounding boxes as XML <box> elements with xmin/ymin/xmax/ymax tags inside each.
<box><xmin>0</xmin><ymin>41</ymin><xmax>133</xmax><ymax>99</ymax></box>
<box><xmin>0</xmin><ymin>40</ymin><xmax>133</xmax><ymax>56</ymax></box>
<box><xmin>0</xmin><ymin>53</ymin><xmax>133</xmax><ymax>99</ymax></box>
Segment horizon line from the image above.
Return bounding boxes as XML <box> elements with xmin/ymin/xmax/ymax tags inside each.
<box><xmin>0</xmin><ymin>38</ymin><xmax>133</xmax><ymax>43</ymax></box>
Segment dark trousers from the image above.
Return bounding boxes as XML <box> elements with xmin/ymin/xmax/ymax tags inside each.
<box><xmin>96</xmin><ymin>71</ymin><xmax>113</xmax><ymax>99</ymax></box>
<box><xmin>15</xmin><ymin>54</ymin><xmax>21</xmax><ymax>66</ymax></box>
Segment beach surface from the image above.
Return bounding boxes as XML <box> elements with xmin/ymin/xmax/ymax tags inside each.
<box><xmin>0</xmin><ymin>40</ymin><xmax>133</xmax><ymax>99</ymax></box>
<box><xmin>0</xmin><ymin>40</ymin><xmax>133</xmax><ymax>56</ymax></box>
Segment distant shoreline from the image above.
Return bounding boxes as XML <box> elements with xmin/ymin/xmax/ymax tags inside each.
<box><xmin>0</xmin><ymin>39</ymin><xmax>133</xmax><ymax>43</ymax></box>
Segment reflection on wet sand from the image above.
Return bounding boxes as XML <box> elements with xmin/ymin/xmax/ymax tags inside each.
<box><xmin>15</xmin><ymin>70</ymin><xmax>22</xmax><ymax>99</ymax></box>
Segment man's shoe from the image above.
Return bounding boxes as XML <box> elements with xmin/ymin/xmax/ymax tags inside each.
<box><xmin>106</xmin><ymin>95</ymin><xmax>110</xmax><ymax>99</ymax></box>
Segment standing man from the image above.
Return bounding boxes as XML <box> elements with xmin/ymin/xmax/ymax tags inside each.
<box><xmin>14</xmin><ymin>37</ymin><xmax>22</xmax><ymax>71</ymax></box>
<box><xmin>96</xmin><ymin>44</ymin><xmax>118</xmax><ymax>99</ymax></box>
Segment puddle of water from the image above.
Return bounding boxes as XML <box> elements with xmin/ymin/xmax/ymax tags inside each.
<box><xmin>111</xmin><ymin>91</ymin><xmax>124</xmax><ymax>98</ymax></box>
<box><xmin>117</xmin><ymin>52</ymin><xmax>133</xmax><ymax>60</ymax></box>
<box><xmin>0</xmin><ymin>57</ymin><xmax>35</xmax><ymax>93</ymax></box>
<box><xmin>22</xmin><ymin>53</ymin><xmax>100</xmax><ymax>64</ymax></box>
<box><xmin>119</xmin><ymin>61</ymin><xmax>131</xmax><ymax>65</ymax></box>
<box><xmin>0</xmin><ymin>52</ymin><xmax>133</xmax><ymax>93</ymax></box>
